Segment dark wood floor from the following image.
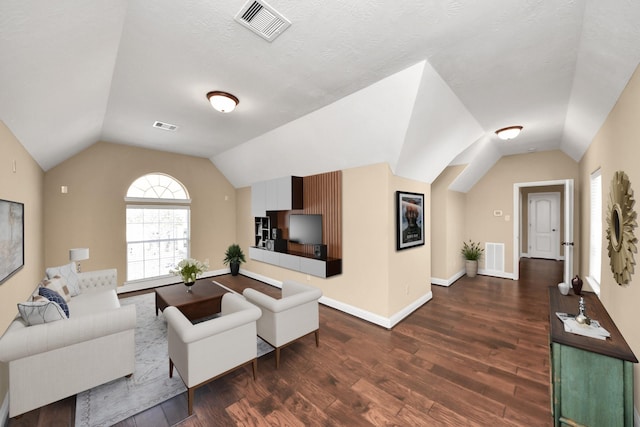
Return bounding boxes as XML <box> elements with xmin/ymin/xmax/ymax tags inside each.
<box><xmin>8</xmin><ymin>258</ymin><xmax>561</xmax><ymax>426</ymax></box>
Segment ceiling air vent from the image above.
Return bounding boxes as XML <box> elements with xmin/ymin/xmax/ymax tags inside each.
<box><xmin>153</xmin><ymin>121</ymin><xmax>178</xmax><ymax>132</ymax></box>
<box><xmin>234</xmin><ymin>0</ymin><xmax>291</xmax><ymax>42</ymax></box>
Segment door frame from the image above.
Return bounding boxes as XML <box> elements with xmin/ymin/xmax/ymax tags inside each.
<box><xmin>527</xmin><ymin>191</ymin><xmax>561</xmax><ymax>260</ymax></box>
<box><xmin>513</xmin><ymin>179</ymin><xmax>574</xmax><ymax>282</ymax></box>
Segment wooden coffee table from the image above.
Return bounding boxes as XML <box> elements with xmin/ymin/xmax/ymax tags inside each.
<box><xmin>155</xmin><ymin>279</ymin><xmax>228</xmax><ymax>322</ymax></box>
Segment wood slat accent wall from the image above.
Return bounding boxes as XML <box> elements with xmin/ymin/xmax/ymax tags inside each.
<box><xmin>277</xmin><ymin>171</ymin><xmax>342</xmax><ymax>258</ymax></box>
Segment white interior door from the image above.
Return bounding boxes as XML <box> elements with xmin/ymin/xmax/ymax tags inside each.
<box><xmin>528</xmin><ymin>192</ymin><xmax>560</xmax><ymax>259</ymax></box>
<box><xmin>513</xmin><ymin>179</ymin><xmax>575</xmax><ymax>281</ymax></box>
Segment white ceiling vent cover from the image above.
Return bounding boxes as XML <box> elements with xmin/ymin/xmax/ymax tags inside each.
<box><xmin>153</xmin><ymin>121</ymin><xmax>178</xmax><ymax>131</ymax></box>
<box><xmin>234</xmin><ymin>0</ymin><xmax>291</xmax><ymax>42</ymax></box>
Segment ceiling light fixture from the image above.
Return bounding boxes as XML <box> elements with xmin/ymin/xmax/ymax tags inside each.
<box><xmin>206</xmin><ymin>91</ymin><xmax>239</xmax><ymax>113</ymax></box>
<box><xmin>495</xmin><ymin>125</ymin><xmax>523</xmax><ymax>140</ymax></box>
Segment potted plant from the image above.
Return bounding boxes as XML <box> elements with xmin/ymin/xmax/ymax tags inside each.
<box><xmin>170</xmin><ymin>258</ymin><xmax>209</xmax><ymax>292</ymax></box>
<box><xmin>223</xmin><ymin>243</ymin><xmax>246</xmax><ymax>276</ymax></box>
<box><xmin>461</xmin><ymin>240</ymin><xmax>484</xmax><ymax>278</ymax></box>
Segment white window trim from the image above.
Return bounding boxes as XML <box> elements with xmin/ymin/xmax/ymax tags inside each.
<box><xmin>124</xmin><ymin>197</ymin><xmax>191</xmax><ymax>204</ymax></box>
<box><xmin>588</xmin><ymin>168</ymin><xmax>602</xmax><ymax>296</ymax></box>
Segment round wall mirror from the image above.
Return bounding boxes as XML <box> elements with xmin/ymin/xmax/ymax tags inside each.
<box><xmin>606</xmin><ymin>171</ymin><xmax>638</xmax><ymax>286</ymax></box>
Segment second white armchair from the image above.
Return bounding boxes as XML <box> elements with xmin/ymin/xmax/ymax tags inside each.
<box><xmin>164</xmin><ymin>292</ymin><xmax>262</xmax><ymax>415</ymax></box>
<box><xmin>243</xmin><ymin>280</ymin><xmax>322</xmax><ymax>368</ymax></box>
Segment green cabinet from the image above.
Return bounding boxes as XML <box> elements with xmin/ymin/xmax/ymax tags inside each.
<box><xmin>549</xmin><ymin>290</ymin><xmax>637</xmax><ymax>426</ymax></box>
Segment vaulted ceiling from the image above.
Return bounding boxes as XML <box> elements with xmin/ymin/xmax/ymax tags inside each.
<box><xmin>2</xmin><ymin>1</ymin><xmax>640</xmax><ymax>189</ymax></box>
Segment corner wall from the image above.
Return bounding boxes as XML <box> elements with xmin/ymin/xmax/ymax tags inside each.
<box><xmin>0</xmin><ymin>122</ymin><xmax>45</xmax><ymax>416</ymax></box>
<box><xmin>431</xmin><ymin>165</ymin><xmax>466</xmax><ymax>282</ymax></box>
<box><xmin>465</xmin><ymin>150</ymin><xmax>579</xmax><ymax>275</ymax></box>
<box><xmin>579</xmin><ymin>63</ymin><xmax>640</xmax><ymax>410</ymax></box>
<box><xmin>43</xmin><ymin>142</ymin><xmax>237</xmax><ymax>282</ymax></box>
<box><xmin>239</xmin><ymin>163</ymin><xmax>431</xmax><ymax>324</ymax></box>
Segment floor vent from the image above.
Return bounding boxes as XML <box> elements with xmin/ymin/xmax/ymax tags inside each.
<box><xmin>234</xmin><ymin>0</ymin><xmax>291</xmax><ymax>42</ymax></box>
<box><xmin>485</xmin><ymin>242</ymin><xmax>505</xmax><ymax>273</ymax></box>
<box><xmin>153</xmin><ymin>121</ymin><xmax>178</xmax><ymax>132</ymax></box>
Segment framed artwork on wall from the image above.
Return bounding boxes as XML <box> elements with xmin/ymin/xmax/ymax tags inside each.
<box><xmin>0</xmin><ymin>199</ymin><xmax>24</xmax><ymax>284</ymax></box>
<box><xmin>396</xmin><ymin>191</ymin><xmax>425</xmax><ymax>250</ymax></box>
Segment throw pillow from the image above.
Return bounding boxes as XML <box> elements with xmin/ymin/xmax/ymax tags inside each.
<box><xmin>39</xmin><ymin>287</ymin><xmax>70</xmax><ymax>318</ymax></box>
<box><xmin>18</xmin><ymin>298</ymin><xmax>68</xmax><ymax>326</ymax></box>
<box><xmin>41</xmin><ymin>276</ymin><xmax>71</xmax><ymax>302</ymax></box>
<box><xmin>46</xmin><ymin>262</ymin><xmax>80</xmax><ymax>296</ymax></box>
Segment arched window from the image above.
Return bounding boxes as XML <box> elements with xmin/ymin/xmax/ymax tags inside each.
<box><xmin>125</xmin><ymin>173</ymin><xmax>191</xmax><ymax>282</ymax></box>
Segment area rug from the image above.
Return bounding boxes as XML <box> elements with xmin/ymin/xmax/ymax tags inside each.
<box><xmin>75</xmin><ymin>292</ymin><xmax>274</xmax><ymax>427</ymax></box>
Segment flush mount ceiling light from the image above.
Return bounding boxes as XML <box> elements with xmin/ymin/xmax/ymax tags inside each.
<box><xmin>206</xmin><ymin>91</ymin><xmax>239</xmax><ymax>113</ymax></box>
<box><xmin>495</xmin><ymin>125</ymin><xmax>523</xmax><ymax>140</ymax></box>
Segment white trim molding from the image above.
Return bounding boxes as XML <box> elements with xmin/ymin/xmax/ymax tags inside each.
<box><xmin>119</xmin><ymin>268</ymin><xmax>434</xmax><ymax>329</ymax></box>
<box><xmin>117</xmin><ymin>269</ymin><xmax>229</xmax><ymax>294</ymax></box>
<box><xmin>432</xmin><ymin>268</ymin><xmax>515</xmax><ymax>285</ymax></box>
<box><xmin>431</xmin><ymin>269</ymin><xmax>465</xmax><ymax>286</ymax></box>
<box><xmin>242</xmin><ymin>269</ymin><xmax>433</xmax><ymax>329</ymax></box>
<box><xmin>321</xmin><ymin>291</ymin><xmax>433</xmax><ymax>329</ymax></box>
<box><xmin>478</xmin><ymin>268</ymin><xmax>515</xmax><ymax>280</ymax></box>
<box><xmin>240</xmin><ymin>269</ymin><xmax>283</xmax><ymax>289</ymax></box>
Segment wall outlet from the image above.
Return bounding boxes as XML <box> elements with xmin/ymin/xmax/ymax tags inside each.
<box><xmin>306</xmin><ymin>274</ymin><xmax>311</xmax><ymax>281</ymax></box>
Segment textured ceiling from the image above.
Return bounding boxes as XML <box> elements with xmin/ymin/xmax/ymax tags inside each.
<box><xmin>1</xmin><ymin>1</ymin><xmax>640</xmax><ymax>189</ymax></box>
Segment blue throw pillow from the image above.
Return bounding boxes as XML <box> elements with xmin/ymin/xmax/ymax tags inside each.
<box><xmin>39</xmin><ymin>287</ymin><xmax>70</xmax><ymax>318</ymax></box>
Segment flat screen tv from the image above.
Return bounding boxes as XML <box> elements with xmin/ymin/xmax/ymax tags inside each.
<box><xmin>288</xmin><ymin>214</ymin><xmax>322</xmax><ymax>245</ymax></box>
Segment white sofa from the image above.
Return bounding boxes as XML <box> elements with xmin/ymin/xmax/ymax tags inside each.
<box><xmin>165</xmin><ymin>293</ymin><xmax>262</xmax><ymax>415</ymax></box>
<box><xmin>243</xmin><ymin>280</ymin><xmax>322</xmax><ymax>368</ymax></box>
<box><xmin>0</xmin><ymin>267</ymin><xmax>136</xmax><ymax>418</ymax></box>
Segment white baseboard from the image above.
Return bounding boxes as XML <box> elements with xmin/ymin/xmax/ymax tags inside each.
<box><xmin>521</xmin><ymin>253</ymin><xmax>565</xmax><ymax>261</ymax></box>
<box><xmin>117</xmin><ymin>269</ymin><xmax>229</xmax><ymax>294</ymax></box>
<box><xmin>119</xmin><ymin>268</ymin><xmax>434</xmax><ymax>329</ymax></box>
<box><xmin>432</xmin><ymin>268</ymin><xmax>515</xmax><ymax>285</ymax></box>
<box><xmin>320</xmin><ymin>291</ymin><xmax>433</xmax><ymax>329</ymax></box>
<box><xmin>431</xmin><ymin>269</ymin><xmax>465</xmax><ymax>287</ymax></box>
<box><xmin>241</xmin><ymin>269</ymin><xmax>432</xmax><ymax>329</ymax></box>
<box><xmin>478</xmin><ymin>268</ymin><xmax>515</xmax><ymax>280</ymax></box>
<box><xmin>1</xmin><ymin>390</ymin><xmax>8</xmax><ymax>427</ymax></box>
<box><xmin>239</xmin><ymin>269</ymin><xmax>283</xmax><ymax>289</ymax></box>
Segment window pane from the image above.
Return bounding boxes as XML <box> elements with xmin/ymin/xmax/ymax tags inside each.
<box><xmin>127</xmin><ymin>243</ymin><xmax>144</xmax><ymax>262</ymax></box>
<box><xmin>127</xmin><ymin>223</ymin><xmax>144</xmax><ymax>242</ymax></box>
<box><xmin>128</xmin><ymin>261</ymin><xmax>145</xmax><ymax>281</ymax></box>
<box><xmin>126</xmin><ymin>204</ymin><xmax>190</xmax><ymax>281</ymax></box>
<box><xmin>125</xmin><ymin>173</ymin><xmax>190</xmax><ymax>281</ymax></box>
<box><xmin>126</xmin><ymin>173</ymin><xmax>188</xmax><ymax>200</ymax></box>
<box><xmin>144</xmin><ymin>259</ymin><xmax>160</xmax><ymax>278</ymax></box>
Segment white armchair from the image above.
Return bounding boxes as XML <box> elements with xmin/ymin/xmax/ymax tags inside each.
<box><xmin>243</xmin><ymin>280</ymin><xmax>322</xmax><ymax>368</ymax></box>
<box><xmin>164</xmin><ymin>293</ymin><xmax>262</xmax><ymax>415</ymax></box>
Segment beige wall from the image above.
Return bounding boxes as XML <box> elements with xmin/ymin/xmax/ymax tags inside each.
<box><xmin>579</xmin><ymin>63</ymin><xmax>640</xmax><ymax>408</ymax></box>
<box><xmin>466</xmin><ymin>150</ymin><xmax>579</xmax><ymax>274</ymax></box>
<box><xmin>388</xmin><ymin>172</ymin><xmax>432</xmax><ymax>314</ymax></box>
<box><xmin>431</xmin><ymin>165</ymin><xmax>466</xmax><ymax>280</ymax></box>
<box><xmin>43</xmin><ymin>142</ymin><xmax>237</xmax><ymax>282</ymax></box>
<box><xmin>240</xmin><ymin>163</ymin><xmax>431</xmax><ymax>319</ymax></box>
<box><xmin>0</xmin><ymin>122</ymin><xmax>45</xmax><ymax>407</ymax></box>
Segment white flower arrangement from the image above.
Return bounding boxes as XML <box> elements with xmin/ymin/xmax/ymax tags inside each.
<box><xmin>170</xmin><ymin>258</ymin><xmax>209</xmax><ymax>283</ymax></box>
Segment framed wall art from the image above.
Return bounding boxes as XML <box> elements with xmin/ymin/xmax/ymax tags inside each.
<box><xmin>396</xmin><ymin>191</ymin><xmax>425</xmax><ymax>250</ymax></box>
<box><xmin>0</xmin><ymin>199</ymin><xmax>24</xmax><ymax>284</ymax></box>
